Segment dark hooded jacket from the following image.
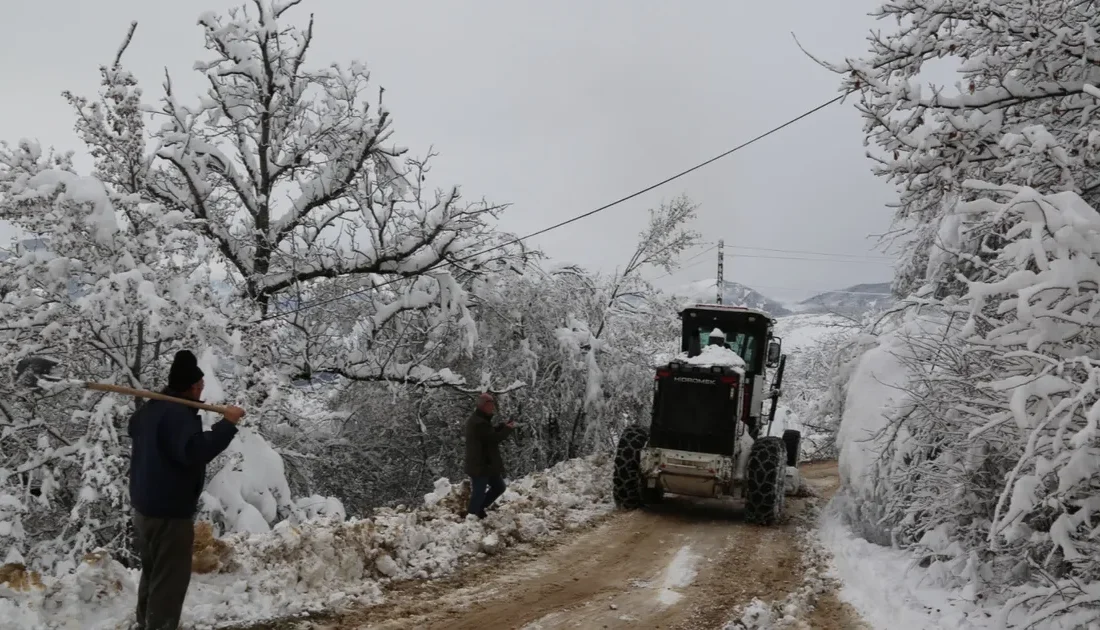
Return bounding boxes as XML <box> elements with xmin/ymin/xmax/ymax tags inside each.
<box><xmin>464</xmin><ymin>409</ymin><xmax>514</xmax><ymax>477</ymax></box>
<box><xmin>128</xmin><ymin>396</ymin><xmax>237</xmax><ymax>518</ymax></box>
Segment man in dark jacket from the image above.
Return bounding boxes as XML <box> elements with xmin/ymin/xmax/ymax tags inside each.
<box><xmin>128</xmin><ymin>350</ymin><xmax>245</xmax><ymax>630</ymax></box>
<box><xmin>464</xmin><ymin>393</ymin><xmax>515</xmax><ymax>519</ymax></box>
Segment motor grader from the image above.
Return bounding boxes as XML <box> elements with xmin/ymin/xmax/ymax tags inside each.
<box><xmin>612</xmin><ymin>304</ymin><xmax>801</xmax><ymax>524</ymax></box>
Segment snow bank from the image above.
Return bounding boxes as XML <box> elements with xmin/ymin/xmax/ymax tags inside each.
<box><xmin>835</xmin><ymin>310</ymin><xmax>947</xmax><ymax>498</ymax></box>
<box><xmin>836</xmin><ymin>332</ymin><xmax>909</xmax><ymax>498</ymax></box>
<box><xmin>0</xmin><ymin>455</ymin><xmax>613</xmax><ymax>629</ymax></box>
<box><xmin>820</xmin><ymin>500</ymin><xmax>1000</xmax><ymax>630</ymax></box>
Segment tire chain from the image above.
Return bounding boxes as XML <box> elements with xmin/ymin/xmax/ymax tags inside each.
<box><xmin>612</xmin><ymin>425</ymin><xmax>650</xmax><ymax>509</ymax></box>
<box><xmin>744</xmin><ymin>436</ymin><xmax>787</xmax><ymax>525</ymax></box>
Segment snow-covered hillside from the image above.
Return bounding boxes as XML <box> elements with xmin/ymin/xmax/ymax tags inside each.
<box><xmin>795</xmin><ymin>282</ymin><xmax>894</xmax><ymax>316</ymax></box>
<box><xmin>773</xmin><ymin>313</ymin><xmax>855</xmax><ymax>352</ymax></box>
<box><xmin>672</xmin><ymin>278</ymin><xmax>895</xmax><ymax>321</ymax></box>
<box><xmin>677</xmin><ymin>279</ymin><xmax>793</xmax><ymax>316</ymax></box>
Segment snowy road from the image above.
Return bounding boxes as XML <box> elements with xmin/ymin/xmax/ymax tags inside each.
<box><xmin>264</xmin><ymin>462</ymin><xmax>862</xmax><ymax>630</ymax></box>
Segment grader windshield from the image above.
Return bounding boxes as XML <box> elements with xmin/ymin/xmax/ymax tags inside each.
<box><xmin>681</xmin><ymin>305</ymin><xmax>772</xmax><ymax>373</ymax></box>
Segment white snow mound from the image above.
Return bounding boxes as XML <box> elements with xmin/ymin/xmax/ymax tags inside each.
<box><xmin>0</xmin><ymin>455</ymin><xmax>613</xmax><ymax>629</ymax></box>
<box><xmin>679</xmin><ymin>344</ymin><xmax>746</xmax><ymax>369</ymax></box>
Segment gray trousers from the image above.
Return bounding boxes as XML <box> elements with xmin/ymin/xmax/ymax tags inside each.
<box><xmin>133</xmin><ymin>512</ymin><xmax>194</xmax><ymax>630</ymax></box>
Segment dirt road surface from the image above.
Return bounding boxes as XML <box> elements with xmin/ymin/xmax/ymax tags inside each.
<box><xmin>277</xmin><ymin>461</ymin><xmax>865</xmax><ymax>630</ymax></box>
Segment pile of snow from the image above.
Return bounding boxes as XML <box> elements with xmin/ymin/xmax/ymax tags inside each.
<box><xmin>820</xmin><ymin>498</ymin><xmax>999</xmax><ymax>629</ymax></box>
<box><xmin>680</xmin><ymin>344</ymin><xmax>746</xmax><ymax>369</ymax></box>
<box><xmin>0</xmin><ymin>455</ymin><xmax>613</xmax><ymax>629</ymax></box>
<box><xmin>195</xmin><ymin>351</ymin><xmax>341</xmax><ymax>537</ymax></box>
<box><xmin>652</xmin><ymin>344</ymin><xmax>747</xmax><ymax>371</ymax></box>
<box><xmin>202</xmin><ymin>429</ymin><xmax>297</xmax><ymax>535</ymax></box>
<box><xmin>834</xmin><ymin>320</ymin><xmax>916</xmax><ymax>499</ymax></box>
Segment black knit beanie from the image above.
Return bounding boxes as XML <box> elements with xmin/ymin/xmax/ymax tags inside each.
<box><xmin>168</xmin><ymin>350</ymin><xmax>204</xmax><ymax>392</ymax></box>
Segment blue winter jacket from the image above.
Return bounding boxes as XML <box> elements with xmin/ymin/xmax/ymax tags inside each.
<box><xmin>128</xmin><ymin>397</ymin><xmax>237</xmax><ymax>519</ymax></box>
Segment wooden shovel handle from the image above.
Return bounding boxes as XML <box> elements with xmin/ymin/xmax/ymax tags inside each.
<box><xmin>85</xmin><ymin>382</ymin><xmax>230</xmax><ymax>415</ymax></box>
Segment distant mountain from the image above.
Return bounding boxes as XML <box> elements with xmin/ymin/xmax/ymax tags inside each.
<box><xmin>676</xmin><ymin>279</ymin><xmax>793</xmax><ymax>316</ymax></box>
<box><xmin>797</xmin><ymin>282</ymin><xmax>894</xmax><ymax>315</ymax></box>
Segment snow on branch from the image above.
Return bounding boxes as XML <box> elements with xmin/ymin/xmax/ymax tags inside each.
<box><xmin>811</xmin><ymin>0</ymin><xmax>1100</xmax><ymax>297</ymax></box>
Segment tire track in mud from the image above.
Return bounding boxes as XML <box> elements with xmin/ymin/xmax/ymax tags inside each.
<box><xmin>272</xmin><ymin>460</ymin><xmax>862</xmax><ymax>630</ymax></box>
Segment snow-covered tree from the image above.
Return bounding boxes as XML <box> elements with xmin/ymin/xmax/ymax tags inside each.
<box><xmin>554</xmin><ymin>195</ymin><xmax>699</xmax><ymax>458</ymax></box>
<box><xmin>813</xmin><ymin>2</ymin><xmax>1100</xmax><ymax>624</ymax></box>
<box><xmin>0</xmin><ymin>26</ymin><xmax>235</xmax><ymax>567</ymax></box>
<box><xmin>144</xmin><ymin>2</ymin><xmax>521</xmax><ymax>388</ymax></box>
<box><xmin>0</xmin><ymin>2</ymin><xmax>522</xmax><ymax>567</ymax></box>
<box><xmin>321</xmin><ymin>222</ymin><xmax>691</xmax><ymax>513</ymax></box>
<box><xmin>814</xmin><ymin>0</ymin><xmax>1100</xmax><ymax>297</ymax></box>
<box><xmin>850</xmin><ymin>179</ymin><xmax>1100</xmax><ymax>627</ymax></box>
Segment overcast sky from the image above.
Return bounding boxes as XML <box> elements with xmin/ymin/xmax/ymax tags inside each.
<box><xmin>1</xmin><ymin>0</ymin><xmax>898</xmax><ymax>303</ymax></box>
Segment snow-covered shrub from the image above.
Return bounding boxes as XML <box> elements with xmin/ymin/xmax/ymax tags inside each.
<box><xmin>837</xmin><ymin>182</ymin><xmax>1100</xmax><ymax>627</ymax></box>
<box><xmin>819</xmin><ymin>1</ymin><xmax>1100</xmax><ymax>624</ymax></box>
<box><xmin>816</xmin><ymin>0</ymin><xmax>1100</xmax><ymax>300</ymax></box>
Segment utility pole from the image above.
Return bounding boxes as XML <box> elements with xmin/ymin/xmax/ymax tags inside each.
<box><xmin>716</xmin><ymin>239</ymin><xmax>724</xmax><ymax>304</ymax></box>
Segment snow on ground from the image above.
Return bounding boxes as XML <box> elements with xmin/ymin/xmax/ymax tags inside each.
<box><xmin>819</xmin><ymin>499</ymin><xmax>998</xmax><ymax>630</ymax></box>
<box><xmin>655</xmin><ymin>545</ymin><xmax>701</xmax><ymax>606</ymax></box>
<box><xmin>0</xmin><ymin>455</ymin><xmax>613</xmax><ymax>630</ymax></box>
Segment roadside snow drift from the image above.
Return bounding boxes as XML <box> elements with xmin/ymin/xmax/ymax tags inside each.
<box><xmin>0</xmin><ymin>455</ymin><xmax>613</xmax><ymax>629</ymax></box>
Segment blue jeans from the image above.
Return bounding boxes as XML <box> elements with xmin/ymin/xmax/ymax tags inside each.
<box><xmin>468</xmin><ymin>475</ymin><xmax>506</xmax><ymax>518</ymax></box>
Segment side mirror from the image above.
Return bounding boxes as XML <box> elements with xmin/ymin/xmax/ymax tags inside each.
<box><xmin>766</xmin><ymin>338</ymin><xmax>782</xmax><ymax>368</ymax></box>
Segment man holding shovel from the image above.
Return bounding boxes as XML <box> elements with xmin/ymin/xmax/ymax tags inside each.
<box><xmin>128</xmin><ymin>350</ymin><xmax>245</xmax><ymax>630</ymax></box>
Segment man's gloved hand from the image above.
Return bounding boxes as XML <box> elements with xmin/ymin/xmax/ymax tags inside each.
<box><xmin>222</xmin><ymin>405</ymin><xmax>246</xmax><ymax>424</ymax></box>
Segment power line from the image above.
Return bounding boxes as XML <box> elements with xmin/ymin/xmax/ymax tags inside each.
<box><xmin>722</xmin><ymin>243</ymin><xmax>893</xmax><ymax>261</ymax></box>
<box><xmin>727</xmin><ymin>253</ymin><xmax>893</xmax><ymax>265</ymax></box>
<box><xmin>652</xmin><ymin>252</ymin><xmax>715</xmax><ymax>281</ymax></box>
<box><xmin>749</xmin><ymin>283</ymin><xmax>892</xmax><ymax>296</ymax></box>
<box><xmin>256</xmin><ymin>91</ymin><xmax>851</xmax><ymax>323</ymax></box>
<box><xmin>656</xmin><ymin>252</ymin><xmax>893</xmax><ymax>281</ymax></box>
<box><xmin>678</xmin><ymin>244</ymin><xmax>719</xmax><ymax>266</ymax></box>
